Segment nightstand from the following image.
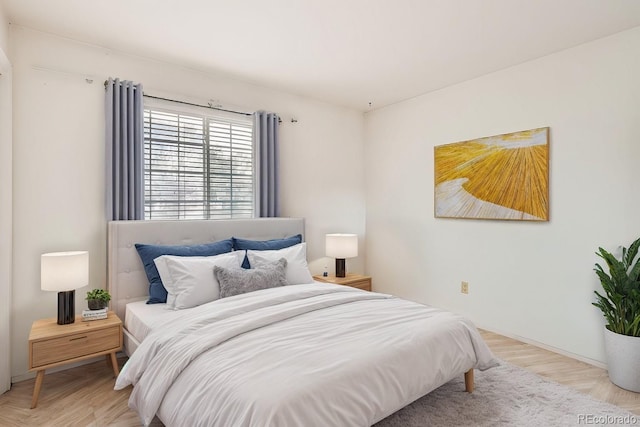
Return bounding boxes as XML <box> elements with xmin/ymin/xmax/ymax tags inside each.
<box><xmin>313</xmin><ymin>273</ymin><xmax>372</xmax><ymax>291</ymax></box>
<box><xmin>28</xmin><ymin>311</ymin><xmax>123</xmax><ymax>408</ymax></box>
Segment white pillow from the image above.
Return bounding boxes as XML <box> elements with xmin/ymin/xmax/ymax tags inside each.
<box><xmin>154</xmin><ymin>251</ymin><xmax>245</xmax><ymax>310</ymax></box>
<box><xmin>247</xmin><ymin>243</ymin><xmax>314</xmax><ymax>285</ymax></box>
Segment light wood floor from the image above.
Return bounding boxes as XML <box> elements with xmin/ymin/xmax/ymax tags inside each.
<box><xmin>480</xmin><ymin>330</ymin><xmax>640</xmax><ymax>415</ymax></box>
<box><xmin>1</xmin><ymin>330</ymin><xmax>639</xmax><ymax>426</ymax></box>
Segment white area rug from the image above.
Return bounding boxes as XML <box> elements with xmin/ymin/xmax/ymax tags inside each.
<box><xmin>375</xmin><ymin>361</ymin><xmax>638</xmax><ymax>426</ymax></box>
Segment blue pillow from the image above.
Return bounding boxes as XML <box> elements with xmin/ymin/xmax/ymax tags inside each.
<box><xmin>232</xmin><ymin>234</ymin><xmax>302</xmax><ymax>268</ymax></box>
<box><xmin>135</xmin><ymin>239</ymin><xmax>233</xmax><ymax>304</ymax></box>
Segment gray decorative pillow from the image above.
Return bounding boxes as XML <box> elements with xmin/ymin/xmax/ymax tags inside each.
<box><xmin>214</xmin><ymin>258</ymin><xmax>289</xmax><ymax>298</ymax></box>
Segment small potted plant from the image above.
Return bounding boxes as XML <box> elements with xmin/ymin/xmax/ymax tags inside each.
<box><xmin>85</xmin><ymin>289</ymin><xmax>111</xmax><ymax>310</ymax></box>
<box><xmin>593</xmin><ymin>237</ymin><xmax>640</xmax><ymax>392</ymax></box>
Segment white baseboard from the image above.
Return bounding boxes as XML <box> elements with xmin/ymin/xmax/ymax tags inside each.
<box><xmin>478</xmin><ymin>324</ymin><xmax>607</xmax><ymax>370</ymax></box>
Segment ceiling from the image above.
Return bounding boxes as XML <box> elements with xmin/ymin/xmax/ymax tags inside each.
<box><xmin>4</xmin><ymin>0</ymin><xmax>640</xmax><ymax>111</ymax></box>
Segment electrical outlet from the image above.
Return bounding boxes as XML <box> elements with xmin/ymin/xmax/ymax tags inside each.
<box><xmin>461</xmin><ymin>281</ymin><xmax>469</xmax><ymax>294</ymax></box>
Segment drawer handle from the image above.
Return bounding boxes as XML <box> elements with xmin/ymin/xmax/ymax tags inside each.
<box><xmin>69</xmin><ymin>336</ymin><xmax>88</xmax><ymax>341</ymax></box>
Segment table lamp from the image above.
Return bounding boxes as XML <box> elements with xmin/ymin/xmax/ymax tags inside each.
<box><xmin>41</xmin><ymin>251</ymin><xmax>89</xmax><ymax>325</ymax></box>
<box><xmin>326</xmin><ymin>234</ymin><xmax>358</xmax><ymax>278</ymax></box>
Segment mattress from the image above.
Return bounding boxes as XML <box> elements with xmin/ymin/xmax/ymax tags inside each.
<box><xmin>124</xmin><ymin>300</ymin><xmax>186</xmax><ymax>344</ymax></box>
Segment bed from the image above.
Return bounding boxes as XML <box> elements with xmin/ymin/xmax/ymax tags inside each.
<box><xmin>108</xmin><ymin>218</ymin><xmax>498</xmax><ymax>426</ymax></box>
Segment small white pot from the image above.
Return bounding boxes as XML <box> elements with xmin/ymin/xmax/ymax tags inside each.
<box><xmin>604</xmin><ymin>326</ymin><xmax>640</xmax><ymax>392</ymax></box>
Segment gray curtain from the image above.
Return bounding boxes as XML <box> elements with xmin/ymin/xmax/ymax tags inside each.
<box><xmin>105</xmin><ymin>78</ymin><xmax>144</xmax><ymax>220</ymax></box>
<box><xmin>254</xmin><ymin>111</ymin><xmax>280</xmax><ymax>217</ymax></box>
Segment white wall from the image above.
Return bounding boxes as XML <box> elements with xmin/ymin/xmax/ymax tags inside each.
<box><xmin>0</xmin><ymin>4</ymin><xmax>8</xmax><ymax>54</ymax></box>
<box><xmin>10</xmin><ymin>26</ymin><xmax>365</xmax><ymax>380</ymax></box>
<box><xmin>364</xmin><ymin>26</ymin><xmax>640</xmax><ymax>365</ymax></box>
<box><xmin>0</xmin><ymin>2</ymin><xmax>12</xmax><ymax>394</ymax></box>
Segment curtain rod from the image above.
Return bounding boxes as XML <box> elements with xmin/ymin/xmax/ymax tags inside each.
<box><xmin>103</xmin><ymin>79</ymin><xmax>281</xmax><ymax>121</ymax></box>
<box><xmin>143</xmin><ymin>93</ymin><xmax>253</xmax><ymax>118</ymax></box>
<box><xmin>103</xmin><ymin>79</ymin><xmax>249</xmax><ymax>116</ymax></box>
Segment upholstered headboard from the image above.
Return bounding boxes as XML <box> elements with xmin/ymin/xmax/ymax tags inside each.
<box><xmin>107</xmin><ymin>218</ymin><xmax>305</xmax><ymax>321</ymax></box>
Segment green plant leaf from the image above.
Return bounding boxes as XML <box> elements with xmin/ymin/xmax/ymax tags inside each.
<box><xmin>85</xmin><ymin>288</ymin><xmax>111</xmax><ymax>302</ymax></box>
<box><xmin>593</xmin><ymin>239</ymin><xmax>640</xmax><ymax>337</ymax></box>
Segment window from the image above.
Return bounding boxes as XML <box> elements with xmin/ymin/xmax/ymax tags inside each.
<box><xmin>143</xmin><ymin>105</ymin><xmax>254</xmax><ymax>220</ymax></box>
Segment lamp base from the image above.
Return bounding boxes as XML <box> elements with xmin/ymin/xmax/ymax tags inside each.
<box><xmin>335</xmin><ymin>258</ymin><xmax>346</xmax><ymax>278</ymax></box>
<box><xmin>57</xmin><ymin>290</ymin><xmax>75</xmax><ymax>325</ymax></box>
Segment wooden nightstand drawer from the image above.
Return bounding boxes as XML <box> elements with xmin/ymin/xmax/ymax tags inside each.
<box><xmin>313</xmin><ymin>274</ymin><xmax>372</xmax><ymax>291</ymax></box>
<box><xmin>31</xmin><ymin>326</ymin><xmax>120</xmax><ymax>368</ymax></box>
<box><xmin>346</xmin><ymin>280</ymin><xmax>371</xmax><ymax>291</ymax></box>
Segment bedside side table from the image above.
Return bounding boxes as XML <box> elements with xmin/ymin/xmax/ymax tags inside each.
<box><xmin>313</xmin><ymin>273</ymin><xmax>372</xmax><ymax>291</ymax></box>
<box><xmin>28</xmin><ymin>311</ymin><xmax>123</xmax><ymax>408</ymax></box>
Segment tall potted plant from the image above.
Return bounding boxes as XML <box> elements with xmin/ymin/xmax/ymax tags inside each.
<box><xmin>593</xmin><ymin>237</ymin><xmax>640</xmax><ymax>392</ymax></box>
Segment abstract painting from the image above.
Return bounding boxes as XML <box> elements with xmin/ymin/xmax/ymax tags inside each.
<box><xmin>434</xmin><ymin>127</ymin><xmax>549</xmax><ymax>221</ymax></box>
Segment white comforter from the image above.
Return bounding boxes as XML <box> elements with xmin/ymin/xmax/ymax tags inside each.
<box><xmin>115</xmin><ymin>283</ymin><xmax>498</xmax><ymax>427</ymax></box>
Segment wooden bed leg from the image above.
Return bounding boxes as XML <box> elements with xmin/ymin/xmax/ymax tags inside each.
<box><xmin>464</xmin><ymin>369</ymin><xmax>474</xmax><ymax>393</ymax></box>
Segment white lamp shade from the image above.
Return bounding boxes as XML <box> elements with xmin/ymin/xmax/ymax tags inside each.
<box><xmin>325</xmin><ymin>234</ymin><xmax>358</xmax><ymax>258</ymax></box>
<box><xmin>41</xmin><ymin>251</ymin><xmax>89</xmax><ymax>292</ymax></box>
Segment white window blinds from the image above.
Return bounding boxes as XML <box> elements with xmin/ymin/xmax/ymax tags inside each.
<box><xmin>143</xmin><ymin>106</ymin><xmax>254</xmax><ymax>220</ymax></box>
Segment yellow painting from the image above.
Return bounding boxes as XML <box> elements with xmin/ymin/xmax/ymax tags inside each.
<box><xmin>434</xmin><ymin>127</ymin><xmax>549</xmax><ymax>221</ymax></box>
